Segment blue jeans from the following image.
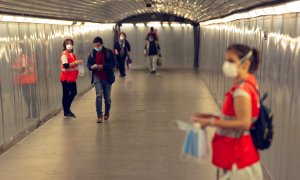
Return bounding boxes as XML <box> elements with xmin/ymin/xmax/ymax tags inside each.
<box><xmin>94</xmin><ymin>76</ymin><xmax>112</xmax><ymax>117</ymax></box>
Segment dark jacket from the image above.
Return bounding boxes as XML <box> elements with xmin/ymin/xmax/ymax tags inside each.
<box><xmin>114</xmin><ymin>40</ymin><xmax>131</xmax><ymax>59</ymax></box>
<box><xmin>145</xmin><ymin>41</ymin><xmax>160</xmax><ymax>56</ymax></box>
<box><xmin>87</xmin><ymin>47</ymin><xmax>116</xmax><ymax>85</ymax></box>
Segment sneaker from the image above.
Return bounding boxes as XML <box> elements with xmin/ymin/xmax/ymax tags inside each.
<box><xmin>97</xmin><ymin>116</ymin><xmax>103</xmax><ymax>123</ymax></box>
<box><xmin>69</xmin><ymin>111</ymin><xmax>76</xmax><ymax>117</ymax></box>
<box><xmin>64</xmin><ymin>112</ymin><xmax>76</xmax><ymax>118</ymax></box>
<box><xmin>104</xmin><ymin>113</ymin><xmax>110</xmax><ymax>121</ymax></box>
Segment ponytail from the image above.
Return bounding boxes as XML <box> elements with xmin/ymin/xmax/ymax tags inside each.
<box><xmin>249</xmin><ymin>48</ymin><xmax>260</xmax><ymax>73</ymax></box>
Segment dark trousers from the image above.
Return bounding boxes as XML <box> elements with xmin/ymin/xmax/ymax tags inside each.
<box><xmin>117</xmin><ymin>56</ymin><xmax>126</xmax><ymax>76</ymax></box>
<box><xmin>22</xmin><ymin>84</ymin><xmax>39</xmax><ymax>119</ymax></box>
<box><xmin>61</xmin><ymin>81</ymin><xmax>77</xmax><ymax>113</ymax></box>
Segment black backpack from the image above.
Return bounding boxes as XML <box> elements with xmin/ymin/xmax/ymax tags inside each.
<box><xmin>245</xmin><ymin>81</ymin><xmax>274</xmax><ymax>150</ymax></box>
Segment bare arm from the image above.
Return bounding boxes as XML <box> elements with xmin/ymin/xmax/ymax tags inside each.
<box><xmin>192</xmin><ymin>94</ymin><xmax>252</xmax><ymax>131</ymax></box>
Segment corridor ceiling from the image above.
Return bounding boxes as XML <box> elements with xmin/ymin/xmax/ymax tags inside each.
<box><xmin>0</xmin><ymin>0</ymin><xmax>284</xmax><ymax>23</ymax></box>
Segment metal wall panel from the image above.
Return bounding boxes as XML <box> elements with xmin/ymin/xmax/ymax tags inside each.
<box><xmin>120</xmin><ymin>25</ymin><xmax>194</xmax><ymax>68</ymax></box>
<box><xmin>0</xmin><ymin>22</ymin><xmax>113</xmax><ymax>146</ymax></box>
<box><xmin>199</xmin><ymin>13</ymin><xmax>300</xmax><ymax>180</ymax></box>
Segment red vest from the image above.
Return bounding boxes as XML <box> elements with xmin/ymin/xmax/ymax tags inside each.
<box><xmin>60</xmin><ymin>51</ymin><xmax>78</xmax><ymax>82</ymax></box>
<box><xmin>212</xmin><ymin>74</ymin><xmax>260</xmax><ymax>170</ymax></box>
<box><xmin>13</xmin><ymin>54</ymin><xmax>37</xmax><ymax>85</ymax></box>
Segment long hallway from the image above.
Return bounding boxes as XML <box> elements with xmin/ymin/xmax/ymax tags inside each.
<box><xmin>0</xmin><ymin>69</ymin><xmax>219</xmax><ymax>180</ymax></box>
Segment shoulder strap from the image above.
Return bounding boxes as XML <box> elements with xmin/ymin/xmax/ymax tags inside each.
<box><xmin>243</xmin><ymin>80</ymin><xmax>268</xmax><ymax>102</ymax></box>
<box><xmin>242</xmin><ymin>80</ymin><xmax>259</xmax><ymax>95</ymax></box>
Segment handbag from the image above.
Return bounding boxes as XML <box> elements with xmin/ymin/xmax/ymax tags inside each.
<box><xmin>157</xmin><ymin>56</ymin><xmax>163</xmax><ymax>66</ymax></box>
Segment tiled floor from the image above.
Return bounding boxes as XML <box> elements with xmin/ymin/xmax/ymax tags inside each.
<box><xmin>0</xmin><ymin>69</ymin><xmax>220</xmax><ymax>180</ymax></box>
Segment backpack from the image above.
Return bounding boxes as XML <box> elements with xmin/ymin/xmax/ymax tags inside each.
<box><xmin>245</xmin><ymin>81</ymin><xmax>274</xmax><ymax>150</ymax></box>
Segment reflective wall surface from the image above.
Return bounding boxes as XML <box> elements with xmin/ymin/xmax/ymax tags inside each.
<box><xmin>121</xmin><ymin>24</ymin><xmax>194</xmax><ymax>68</ymax></box>
<box><xmin>0</xmin><ymin>22</ymin><xmax>113</xmax><ymax>146</ymax></box>
<box><xmin>199</xmin><ymin>13</ymin><xmax>300</xmax><ymax>180</ymax></box>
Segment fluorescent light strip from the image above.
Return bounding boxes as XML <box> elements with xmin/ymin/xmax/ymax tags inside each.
<box><xmin>0</xmin><ymin>14</ymin><xmax>74</xmax><ymax>25</ymax></box>
<box><xmin>170</xmin><ymin>23</ymin><xmax>181</xmax><ymax>27</ymax></box>
<box><xmin>136</xmin><ymin>23</ymin><xmax>145</xmax><ymax>27</ymax></box>
<box><xmin>147</xmin><ymin>22</ymin><xmax>161</xmax><ymax>27</ymax></box>
<box><xmin>122</xmin><ymin>23</ymin><xmax>134</xmax><ymax>27</ymax></box>
<box><xmin>200</xmin><ymin>0</ymin><xmax>300</xmax><ymax>26</ymax></box>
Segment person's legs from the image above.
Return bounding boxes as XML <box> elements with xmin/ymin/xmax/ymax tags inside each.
<box><xmin>29</xmin><ymin>84</ymin><xmax>39</xmax><ymax>118</ymax></box>
<box><xmin>119</xmin><ymin>57</ymin><xmax>126</xmax><ymax>77</ymax></box>
<box><xmin>61</xmin><ymin>81</ymin><xmax>70</xmax><ymax>114</ymax></box>
<box><xmin>94</xmin><ymin>79</ymin><xmax>104</xmax><ymax>118</ymax></box>
<box><xmin>21</xmin><ymin>84</ymin><xmax>31</xmax><ymax>118</ymax></box>
<box><xmin>147</xmin><ymin>55</ymin><xmax>153</xmax><ymax>72</ymax></box>
<box><xmin>152</xmin><ymin>55</ymin><xmax>158</xmax><ymax>72</ymax></box>
<box><xmin>102</xmin><ymin>80</ymin><xmax>112</xmax><ymax>120</ymax></box>
<box><xmin>67</xmin><ymin>82</ymin><xmax>77</xmax><ymax>114</ymax></box>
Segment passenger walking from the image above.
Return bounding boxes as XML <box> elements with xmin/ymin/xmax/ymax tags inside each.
<box><xmin>60</xmin><ymin>39</ymin><xmax>83</xmax><ymax>118</ymax></box>
<box><xmin>114</xmin><ymin>32</ymin><xmax>131</xmax><ymax>78</ymax></box>
<box><xmin>144</xmin><ymin>34</ymin><xmax>161</xmax><ymax>74</ymax></box>
<box><xmin>87</xmin><ymin>37</ymin><xmax>116</xmax><ymax>123</ymax></box>
<box><xmin>192</xmin><ymin>44</ymin><xmax>263</xmax><ymax>180</ymax></box>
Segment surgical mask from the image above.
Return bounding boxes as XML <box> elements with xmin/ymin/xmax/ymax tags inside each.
<box><xmin>222</xmin><ymin>61</ymin><xmax>238</xmax><ymax>78</ymax></box>
<box><xmin>66</xmin><ymin>44</ymin><xmax>73</xmax><ymax>51</ymax></box>
<box><xmin>222</xmin><ymin>50</ymin><xmax>253</xmax><ymax>78</ymax></box>
<box><xmin>120</xmin><ymin>36</ymin><xmax>125</xmax><ymax>41</ymax></box>
<box><xmin>95</xmin><ymin>47</ymin><xmax>102</xmax><ymax>52</ymax></box>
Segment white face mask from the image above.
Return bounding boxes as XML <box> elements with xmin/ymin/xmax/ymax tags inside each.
<box><xmin>222</xmin><ymin>61</ymin><xmax>238</xmax><ymax>78</ymax></box>
<box><xmin>66</xmin><ymin>44</ymin><xmax>73</xmax><ymax>51</ymax></box>
<box><xmin>222</xmin><ymin>50</ymin><xmax>253</xmax><ymax>78</ymax></box>
<box><xmin>120</xmin><ymin>36</ymin><xmax>125</xmax><ymax>41</ymax></box>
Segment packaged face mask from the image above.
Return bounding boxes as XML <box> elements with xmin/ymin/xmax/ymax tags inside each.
<box><xmin>173</xmin><ymin>120</ymin><xmax>209</xmax><ymax>163</ymax></box>
<box><xmin>78</xmin><ymin>63</ymin><xmax>85</xmax><ymax>76</ymax></box>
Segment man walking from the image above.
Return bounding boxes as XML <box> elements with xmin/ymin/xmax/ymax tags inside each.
<box><xmin>87</xmin><ymin>37</ymin><xmax>116</xmax><ymax>123</ymax></box>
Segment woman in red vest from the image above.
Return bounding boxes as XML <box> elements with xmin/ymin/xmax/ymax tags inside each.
<box><xmin>192</xmin><ymin>44</ymin><xmax>263</xmax><ymax>179</ymax></box>
<box><xmin>12</xmin><ymin>43</ymin><xmax>38</xmax><ymax>119</ymax></box>
<box><xmin>60</xmin><ymin>39</ymin><xmax>83</xmax><ymax>118</ymax></box>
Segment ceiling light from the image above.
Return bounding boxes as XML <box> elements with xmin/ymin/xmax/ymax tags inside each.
<box><xmin>136</xmin><ymin>23</ymin><xmax>145</xmax><ymax>27</ymax></box>
<box><xmin>122</xmin><ymin>23</ymin><xmax>134</xmax><ymax>27</ymax></box>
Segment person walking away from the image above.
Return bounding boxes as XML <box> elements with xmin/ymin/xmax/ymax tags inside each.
<box><xmin>87</xmin><ymin>37</ymin><xmax>116</xmax><ymax>123</ymax></box>
<box><xmin>60</xmin><ymin>39</ymin><xmax>83</xmax><ymax>118</ymax></box>
<box><xmin>144</xmin><ymin>35</ymin><xmax>161</xmax><ymax>74</ymax></box>
<box><xmin>192</xmin><ymin>44</ymin><xmax>263</xmax><ymax>180</ymax></box>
